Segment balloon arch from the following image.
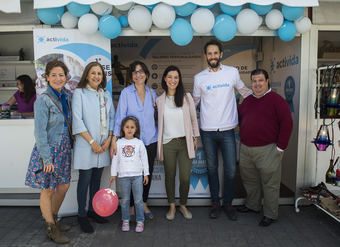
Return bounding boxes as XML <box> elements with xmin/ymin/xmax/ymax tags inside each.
<box><xmin>37</xmin><ymin>2</ymin><xmax>312</xmax><ymax>46</ymax></box>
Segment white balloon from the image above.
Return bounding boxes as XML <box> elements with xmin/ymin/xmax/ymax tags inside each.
<box><xmin>152</xmin><ymin>3</ymin><xmax>175</xmax><ymax>29</ymax></box>
<box><xmin>190</xmin><ymin>8</ymin><xmax>215</xmax><ymax>34</ymax></box>
<box><xmin>236</xmin><ymin>9</ymin><xmax>260</xmax><ymax>35</ymax></box>
<box><xmin>61</xmin><ymin>11</ymin><xmax>78</xmax><ymax>29</ymax></box>
<box><xmin>128</xmin><ymin>5</ymin><xmax>152</xmax><ymax>33</ymax></box>
<box><xmin>265</xmin><ymin>9</ymin><xmax>284</xmax><ymax>30</ymax></box>
<box><xmin>91</xmin><ymin>2</ymin><xmax>113</xmax><ymax>16</ymax></box>
<box><xmin>115</xmin><ymin>2</ymin><xmax>133</xmax><ymax>11</ymax></box>
<box><xmin>78</xmin><ymin>13</ymin><xmax>98</xmax><ymax>34</ymax></box>
<box><xmin>294</xmin><ymin>16</ymin><xmax>312</xmax><ymax>34</ymax></box>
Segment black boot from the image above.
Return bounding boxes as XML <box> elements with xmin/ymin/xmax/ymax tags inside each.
<box><xmin>78</xmin><ymin>216</ymin><xmax>94</xmax><ymax>233</ymax></box>
<box><xmin>87</xmin><ymin>211</ymin><xmax>109</xmax><ymax>223</ymax></box>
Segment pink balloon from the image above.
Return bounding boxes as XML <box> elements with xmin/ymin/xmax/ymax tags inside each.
<box><xmin>92</xmin><ymin>188</ymin><xmax>119</xmax><ymax>217</ymax></box>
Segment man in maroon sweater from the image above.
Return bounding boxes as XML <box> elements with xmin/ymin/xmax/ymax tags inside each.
<box><xmin>238</xmin><ymin>69</ymin><xmax>293</xmax><ymax>227</ymax></box>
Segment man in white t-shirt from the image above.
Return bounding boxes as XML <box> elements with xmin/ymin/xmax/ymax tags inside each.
<box><xmin>193</xmin><ymin>39</ymin><xmax>251</xmax><ymax>221</ymax></box>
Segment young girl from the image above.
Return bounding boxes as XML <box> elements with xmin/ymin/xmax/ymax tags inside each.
<box><xmin>110</xmin><ymin>116</ymin><xmax>149</xmax><ymax>233</ymax></box>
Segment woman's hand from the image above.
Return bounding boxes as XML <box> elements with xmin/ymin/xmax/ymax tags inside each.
<box><xmin>110</xmin><ymin>138</ymin><xmax>117</xmax><ymax>159</ymax></box>
<box><xmin>101</xmin><ymin>137</ymin><xmax>111</xmax><ymax>152</ymax></box>
<box><xmin>143</xmin><ymin>176</ymin><xmax>149</xmax><ymax>185</ymax></box>
<box><xmin>193</xmin><ymin>137</ymin><xmax>198</xmax><ymax>151</ymax></box>
<box><xmin>91</xmin><ymin>141</ymin><xmax>104</xmax><ymax>154</ymax></box>
<box><xmin>43</xmin><ymin>163</ymin><xmax>54</xmax><ymax>173</ymax></box>
<box><xmin>109</xmin><ymin>176</ymin><xmax>116</xmax><ymax>186</ymax></box>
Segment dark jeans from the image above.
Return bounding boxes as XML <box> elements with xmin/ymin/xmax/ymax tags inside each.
<box><xmin>200</xmin><ymin>129</ymin><xmax>236</xmax><ymax>206</ymax></box>
<box><xmin>130</xmin><ymin>142</ymin><xmax>157</xmax><ymax>206</ymax></box>
<box><xmin>77</xmin><ymin>167</ymin><xmax>104</xmax><ymax>217</ymax></box>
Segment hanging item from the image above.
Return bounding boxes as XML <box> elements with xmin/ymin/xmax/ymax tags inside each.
<box><xmin>312</xmin><ymin>123</ymin><xmax>333</xmax><ymax>151</ymax></box>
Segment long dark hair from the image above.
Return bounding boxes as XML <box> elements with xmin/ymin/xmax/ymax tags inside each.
<box><xmin>128</xmin><ymin>60</ymin><xmax>150</xmax><ymax>85</ymax></box>
<box><xmin>120</xmin><ymin>116</ymin><xmax>141</xmax><ymax>139</ymax></box>
<box><xmin>161</xmin><ymin>65</ymin><xmax>185</xmax><ymax>107</ymax></box>
<box><xmin>16</xmin><ymin>74</ymin><xmax>36</xmax><ymax>103</ymax></box>
<box><xmin>77</xmin><ymin>62</ymin><xmax>107</xmax><ymax>89</ymax></box>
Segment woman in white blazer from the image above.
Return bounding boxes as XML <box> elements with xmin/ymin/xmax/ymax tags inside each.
<box><xmin>72</xmin><ymin>62</ymin><xmax>115</xmax><ymax>233</ymax></box>
<box><xmin>156</xmin><ymin>65</ymin><xmax>199</xmax><ymax>220</ymax></box>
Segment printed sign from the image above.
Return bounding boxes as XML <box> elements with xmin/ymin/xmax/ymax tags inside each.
<box><xmin>33</xmin><ymin>29</ymin><xmax>112</xmax><ymax>95</ymax></box>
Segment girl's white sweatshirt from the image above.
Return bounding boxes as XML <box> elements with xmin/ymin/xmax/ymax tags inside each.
<box><xmin>111</xmin><ymin>137</ymin><xmax>149</xmax><ymax>178</ymax></box>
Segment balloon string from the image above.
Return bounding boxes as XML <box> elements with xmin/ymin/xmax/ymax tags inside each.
<box><xmin>108</xmin><ymin>180</ymin><xmax>112</xmax><ymax>188</ymax></box>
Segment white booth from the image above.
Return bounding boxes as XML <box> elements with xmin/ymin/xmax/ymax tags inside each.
<box><xmin>2</xmin><ymin>0</ymin><xmax>340</xmax><ymax>217</ymax></box>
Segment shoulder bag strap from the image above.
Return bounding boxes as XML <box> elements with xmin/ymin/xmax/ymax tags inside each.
<box><xmin>42</xmin><ymin>93</ymin><xmax>74</xmax><ymax>141</ymax></box>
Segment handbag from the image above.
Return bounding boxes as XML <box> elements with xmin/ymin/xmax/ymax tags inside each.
<box><xmin>42</xmin><ymin>93</ymin><xmax>76</xmax><ymax>146</ymax></box>
<box><xmin>148</xmin><ymin>87</ymin><xmax>158</xmax><ymax>126</ymax></box>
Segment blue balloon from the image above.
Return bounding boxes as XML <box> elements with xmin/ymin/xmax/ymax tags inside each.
<box><xmin>99</xmin><ymin>15</ymin><xmax>121</xmax><ymax>39</ymax></box>
<box><xmin>213</xmin><ymin>14</ymin><xmax>237</xmax><ymax>42</ymax></box>
<box><xmin>200</xmin><ymin>4</ymin><xmax>215</xmax><ymax>9</ymax></box>
<box><xmin>278</xmin><ymin>21</ymin><xmax>296</xmax><ymax>42</ymax></box>
<box><xmin>174</xmin><ymin>3</ymin><xmax>197</xmax><ymax>16</ymax></box>
<box><xmin>145</xmin><ymin>4</ymin><xmax>156</xmax><ymax>12</ymax></box>
<box><xmin>37</xmin><ymin>7</ymin><xmax>65</xmax><ymax>25</ymax></box>
<box><xmin>67</xmin><ymin>2</ymin><xmax>90</xmax><ymax>17</ymax></box>
<box><xmin>219</xmin><ymin>4</ymin><xmax>242</xmax><ymax>16</ymax></box>
<box><xmin>170</xmin><ymin>18</ymin><xmax>193</xmax><ymax>46</ymax></box>
<box><xmin>118</xmin><ymin>15</ymin><xmax>128</xmax><ymax>27</ymax></box>
<box><xmin>281</xmin><ymin>6</ymin><xmax>304</xmax><ymax>21</ymax></box>
<box><xmin>250</xmin><ymin>4</ymin><xmax>273</xmax><ymax>15</ymax></box>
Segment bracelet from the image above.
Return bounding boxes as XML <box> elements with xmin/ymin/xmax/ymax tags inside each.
<box><xmin>89</xmin><ymin>139</ymin><xmax>95</xmax><ymax>145</ymax></box>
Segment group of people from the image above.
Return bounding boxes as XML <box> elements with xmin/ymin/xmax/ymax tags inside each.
<box><xmin>24</xmin><ymin>39</ymin><xmax>293</xmax><ymax>244</ymax></box>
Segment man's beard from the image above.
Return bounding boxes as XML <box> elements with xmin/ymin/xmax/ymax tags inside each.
<box><xmin>207</xmin><ymin>58</ymin><xmax>220</xmax><ymax>68</ymax></box>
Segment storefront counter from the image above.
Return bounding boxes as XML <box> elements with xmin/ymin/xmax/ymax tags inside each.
<box><xmin>0</xmin><ymin>119</ymin><xmax>39</xmax><ymax>205</ymax></box>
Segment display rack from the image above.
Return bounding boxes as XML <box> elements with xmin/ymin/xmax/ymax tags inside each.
<box><xmin>295</xmin><ymin>64</ymin><xmax>340</xmax><ymax>222</ymax></box>
<box><xmin>295</xmin><ymin>196</ymin><xmax>340</xmax><ymax>223</ymax></box>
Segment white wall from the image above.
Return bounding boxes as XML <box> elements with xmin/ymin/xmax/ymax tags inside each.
<box><xmin>313</xmin><ymin>2</ymin><xmax>340</xmax><ymax>25</ymax></box>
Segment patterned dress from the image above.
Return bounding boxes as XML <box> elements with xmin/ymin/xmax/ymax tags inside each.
<box><xmin>25</xmin><ymin>128</ymin><xmax>71</xmax><ymax>190</ymax></box>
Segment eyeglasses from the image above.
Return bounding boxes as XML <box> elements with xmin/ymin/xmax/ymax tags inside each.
<box><xmin>132</xmin><ymin>70</ymin><xmax>145</xmax><ymax>76</ymax></box>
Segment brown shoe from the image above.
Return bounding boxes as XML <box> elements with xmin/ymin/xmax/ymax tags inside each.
<box><xmin>53</xmin><ymin>214</ymin><xmax>71</xmax><ymax>232</ymax></box>
<box><xmin>45</xmin><ymin>222</ymin><xmax>70</xmax><ymax>244</ymax></box>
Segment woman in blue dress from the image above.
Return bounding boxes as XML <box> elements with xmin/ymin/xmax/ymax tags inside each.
<box><xmin>25</xmin><ymin>60</ymin><xmax>72</xmax><ymax>244</ymax></box>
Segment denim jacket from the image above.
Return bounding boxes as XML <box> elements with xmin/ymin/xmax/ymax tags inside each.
<box><xmin>34</xmin><ymin>86</ymin><xmax>72</xmax><ymax>165</ymax></box>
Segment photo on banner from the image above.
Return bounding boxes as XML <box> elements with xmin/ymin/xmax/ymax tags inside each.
<box><xmin>33</xmin><ymin>29</ymin><xmax>112</xmax><ymax>95</ymax></box>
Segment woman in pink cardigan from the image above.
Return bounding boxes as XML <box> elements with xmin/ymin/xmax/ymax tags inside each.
<box><xmin>156</xmin><ymin>65</ymin><xmax>199</xmax><ymax>220</ymax></box>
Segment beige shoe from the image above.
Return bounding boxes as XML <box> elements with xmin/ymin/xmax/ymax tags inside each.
<box><xmin>166</xmin><ymin>209</ymin><xmax>176</xmax><ymax>221</ymax></box>
<box><xmin>45</xmin><ymin>222</ymin><xmax>70</xmax><ymax>244</ymax></box>
<box><xmin>53</xmin><ymin>214</ymin><xmax>71</xmax><ymax>232</ymax></box>
<box><xmin>179</xmin><ymin>207</ymin><xmax>192</xmax><ymax>220</ymax></box>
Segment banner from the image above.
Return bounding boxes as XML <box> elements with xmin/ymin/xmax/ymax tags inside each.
<box><xmin>34</xmin><ymin>0</ymin><xmax>319</xmax><ymax>9</ymax></box>
<box><xmin>33</xmin><ymin>29</ymin><xmax>112</xmax><ymax>95</ymax></box>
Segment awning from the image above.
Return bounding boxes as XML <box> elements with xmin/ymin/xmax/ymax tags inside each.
<box><xmin>34</xmin><ymin>0</ymin><xmax>319</xmax><ymax>9</ymax></box>
<box><xmin>0</xmin><ymin>0</ymin><xmax>21</xmax><ymax>13</ymax></box>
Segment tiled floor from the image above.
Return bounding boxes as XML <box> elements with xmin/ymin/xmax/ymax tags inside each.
<box><xmin>0</xmin><ymin>205</ymin><xmax>339</xmax><ymax>247</ymax></box>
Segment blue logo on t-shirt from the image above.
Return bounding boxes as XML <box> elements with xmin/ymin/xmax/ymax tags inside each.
<box><xmin>206</xmin><ymin>83</ymin><xmax>230</xmax><ymax>91</ymax></box>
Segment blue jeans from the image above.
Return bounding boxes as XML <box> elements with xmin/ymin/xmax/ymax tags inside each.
<box><xmin>77</xmin><ymin>167</ymin><xmax>104</xmax><ymax>217</ymax></box>
<box><xmin>119</xmin><ymin>176</ymin><xmax>144</xmax><ymax>222</ymax></box>
<box><xmin>200</xmin><ymin>129</ymin><xmax>236</xmax><ymax>206</ymax></box>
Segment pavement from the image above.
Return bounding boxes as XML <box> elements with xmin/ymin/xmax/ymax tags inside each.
<box><xmin>0</xmin><ymin>205</ymin><xmax>339</xmax><ymax>247</ymax></box>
